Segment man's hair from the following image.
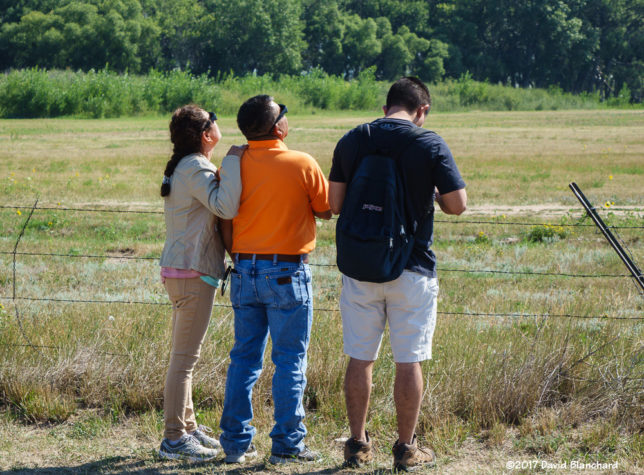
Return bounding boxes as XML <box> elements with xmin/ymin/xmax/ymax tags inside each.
<box><xmin>386</xmin><ymin>76</ymin><xmax>431</xmax><ymax>113</ymax></box>
<box><xmin>237</xmin><ymin>94</ymin><xmax>276</xmax><ymax>139</ymax></box>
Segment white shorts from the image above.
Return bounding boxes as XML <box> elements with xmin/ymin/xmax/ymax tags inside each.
<box><xmin>340</xmin><ymin>270</ymin><xmax>439</xmax><ymax>363</ymax></box>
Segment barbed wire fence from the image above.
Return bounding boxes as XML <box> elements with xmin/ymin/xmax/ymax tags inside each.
<box><xmin>1</xmin><ymin>201</ymin><xmax>642</xmax><ymax>357</ymax></box>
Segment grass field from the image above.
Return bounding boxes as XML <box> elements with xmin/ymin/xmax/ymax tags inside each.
<box><xmin>0</xmin><ymin>109</ymin><xmax>642</xmax><ymax>473</ymax></box>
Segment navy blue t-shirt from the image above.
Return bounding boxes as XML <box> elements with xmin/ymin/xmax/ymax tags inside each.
<box><xmin>329</xmin><ymin>118</ymin><xmax>466</xmax><ymax>277</ymax></box>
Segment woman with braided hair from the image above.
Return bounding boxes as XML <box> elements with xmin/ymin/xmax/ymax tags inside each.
<box><xmin>158</xmin><ymin>104</ymin><xmax>245</xmax><ymax>462</ymax></box>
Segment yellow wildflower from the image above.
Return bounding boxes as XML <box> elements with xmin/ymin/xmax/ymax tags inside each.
<box><xmin>16</xmin><ymin>210</ymin><xmax>21</xmax><ymax>216</ymax></box>
<box><xmin>609</xmin><ymin>175</ymin><xmax>613</xmax><ymax>180</ymax></box>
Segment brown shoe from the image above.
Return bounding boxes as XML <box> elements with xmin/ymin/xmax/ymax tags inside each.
<box><xmin>392</xmin><ymin>434</ymin><xmax>436</xmax><ymax>471</ymax></box>
<box><xmin>344</xmin><ymin>432</ymin><xmax>373</xmax><ymax>468</ymax></box>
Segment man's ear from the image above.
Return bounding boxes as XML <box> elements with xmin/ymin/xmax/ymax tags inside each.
<box><xmin>274</xmin><ymin>124</ymin><xmax>287</xmax><ymax>140</ymax></box>
<box><xmin>417</xmin><ymin>104</ymin><xmax>429</xmax><ymax>118</ymax></box>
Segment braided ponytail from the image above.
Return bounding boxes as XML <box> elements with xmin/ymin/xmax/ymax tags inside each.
<box><xmin>161</xmin><ymin>105</ymin><xmax>210</xmax><ymax>197</ymax></box>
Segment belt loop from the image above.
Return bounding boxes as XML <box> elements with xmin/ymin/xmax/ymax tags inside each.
<box><xmin>273</xmin><ymin>253</ymin><xmax>278</xmax><ymax>266</ymax></box>
<box><xmin>234</xmin><ymin>253</ymin><xmax>239</xmax><ymax>265</ymax></box>
<box><xmin>250</xmin><ymin>253</ymin><xmax>256</xmax><ymax>277</ymax></box>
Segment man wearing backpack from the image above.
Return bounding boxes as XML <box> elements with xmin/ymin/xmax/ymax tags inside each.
<box><xmin>328</xmin><ymin>77</ymin><xmax>466</xmax><ymax>471</ymax></box>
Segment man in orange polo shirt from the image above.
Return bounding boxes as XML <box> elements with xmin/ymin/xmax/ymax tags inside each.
<box><xmin>218</xmin><ymin>95</ymin><xmax>331</xmax><ymax>465</ymax></box>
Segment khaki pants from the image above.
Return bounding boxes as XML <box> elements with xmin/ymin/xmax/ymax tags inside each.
<box><xmin>163</xmin><ymin>277</ymin><xmax>215</xmax><ymax>440</ymax></box>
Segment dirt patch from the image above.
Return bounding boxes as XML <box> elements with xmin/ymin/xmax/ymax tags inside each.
<box><xmin>466</xmin><ymin>204</ymin><xmax>642</xmax><ymax>217</ymax></box>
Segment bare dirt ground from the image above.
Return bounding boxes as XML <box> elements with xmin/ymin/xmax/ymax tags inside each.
<box><xmin>467</xmin><ymin>204</ymin><xmax>642</xmax><ymax>217</ymax></box>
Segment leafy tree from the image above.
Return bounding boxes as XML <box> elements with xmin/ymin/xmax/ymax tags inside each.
<box><xmin>341</xmin><ymin>14</ymin><xmax>381</xmax><ymax>77</ymax></box>
<box><xmin>0</xmin><ymin>0</ymin><xmax>160</xmax><ymax>72</ymax></box>
<box><xmin>429</xmin><ymin>0</ymin><xmax>595</xmax><ymax>88</ymax></box>
<box><xmin>147</xmin><ymin>0</ymin><xmax>214</xmax><ymax>72</ymax></box>
<box><xmin>302</xmin><ymin>0</ymin><xmax>346</xmax><ymax>74</ymax></box>
<box><xmin>344</xmin><ymin>0</ymin><xmax>430</xmax><ymax>36</ymax></box>
<box><xmin>0</xmin><ymin>0</ymin><xmax>641</xmax><ymax>101</ymax></box>
<box><xmin>201</xmin><ymin>0</ymin><xmax>305</xmax><ymax>76</ymax></box>
<box><xmin>576</xmin><ymin>0</ymin><xmax>644</xmax><ymax>101</ymax></box>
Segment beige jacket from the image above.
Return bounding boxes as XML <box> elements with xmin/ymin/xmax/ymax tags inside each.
<box><xmin>160</xmin><ymin>153</ymin><xmax>241</xmax><ymax>278</ymax></box>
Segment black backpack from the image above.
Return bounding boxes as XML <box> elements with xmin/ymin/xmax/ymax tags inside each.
<box><xmin>336</xmin><ymin>124</ymin><xmax>429</xmax><ymax>282</ymax></box>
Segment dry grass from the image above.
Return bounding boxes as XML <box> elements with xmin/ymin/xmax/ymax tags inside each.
<box><xmin>0</xmin><ymin>109</ymin><xmax>642</xmax><ymax>205</ymax></box>
<box><xmin>0</xmin><ymin>110</ymin><xmax>642</xmax><ymax>471</ymax></box>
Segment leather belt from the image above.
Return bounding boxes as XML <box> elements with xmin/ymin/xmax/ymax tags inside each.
<box><xmin>235</xmin><ymin>253</ymin><xmax>308</xmax><ymax>263</ymax></box>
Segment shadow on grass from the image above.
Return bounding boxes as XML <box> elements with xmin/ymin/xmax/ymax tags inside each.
<box><xmin>3</xmin><ymin>455</ymin><xmax>395</xmax><ymax>474</ymax></box>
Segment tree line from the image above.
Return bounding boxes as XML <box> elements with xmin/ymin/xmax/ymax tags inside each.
<box><xmin>0</xmin><ymin>0</ymin><xmax>642</xmax><ymax>102</ymax></box>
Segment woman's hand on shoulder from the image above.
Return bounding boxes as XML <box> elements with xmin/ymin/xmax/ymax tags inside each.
<box><xmin>226</xmin><ymin>145</ymin><xmax>248</xmax><ymax>158</ymax></box>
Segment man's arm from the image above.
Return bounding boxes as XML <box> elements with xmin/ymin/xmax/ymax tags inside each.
<box><xmin>305</xmin><ymin>159</ymin><xmax>333</xmax><ymax>220</ymax></box>
<box><xmin>314</xmin><ymin>209</ymin><xmax>332</xmax><ymax>220</ymax></box>
<box><xmin>329</xmin><ymin>181</ymin><xmax>346</xmax><ymax>215</ymax></box>
<box><xmin>219</xmin><ymin>219</ymin><xmax>233</xmax><ymax>258</ymax></box>
<box><xmin>435</xmin><ymin>188</ymin><xmax>467</xmax><ymax>215</ymax></box>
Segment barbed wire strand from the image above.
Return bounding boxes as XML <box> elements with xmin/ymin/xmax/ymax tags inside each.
<box><xmin>1</xmin><ymin>295</ymin><xmax>641</xmax><ymax>321</ymax></box>
<box><xmin>1</xmin><ymin>204</ymin><xmax>642</xmax><ymax>228</ymax></box>
<box><xmin>433</xmin><ymin>219</ymin><xmax>644</xmax><ymax>230</ymax></box>
<box><xmin>0</xmin><ymin>204</ymin><xmax>162</xmax><ymax>214</ymax></box>
<box><xmin>0</xmin><ymin>341</ymin><xmax>128</xmax><ymax>357</ymax></box>
<box><xmin>0</xmin><ymin>251</ymin><xmax>632</xmax><ymax>279</ymax></box>
<box><xmin>1</xmin><ymin>251</ymin><xmax>157</xmax><ymax>260</ymax></box>
<box><xmin>606</xmin><ymin>224</ymin><xmax>644</xmax><ymax>298</ymax></box>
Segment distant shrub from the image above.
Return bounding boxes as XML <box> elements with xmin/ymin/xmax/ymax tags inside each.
<box><xmin>526</xmin><ymin>225</ymin><xmax>569</xmax><ymax>243</ymax></box>
<box><xmin>0</xmin><ymin>68</ymin><xmax>633</xmax><ymax>118</ymax></box>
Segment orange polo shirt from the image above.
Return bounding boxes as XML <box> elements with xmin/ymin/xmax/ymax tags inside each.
<box><xmin>232</xmin><ymin>139</ymin><xmax>330</xmax><ymax>255</ymax></box>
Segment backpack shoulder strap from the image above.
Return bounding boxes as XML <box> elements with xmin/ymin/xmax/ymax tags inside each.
<box><xmin>361</xmin><ymin>123</ymin><xmax>429</xmax><ymax>159</ymax></box>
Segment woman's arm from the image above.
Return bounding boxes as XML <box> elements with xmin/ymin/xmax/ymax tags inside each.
<box><xmin>188</xmin><ymin>146</ymin><xmax>246</xmax><ymax>219</ymax></box>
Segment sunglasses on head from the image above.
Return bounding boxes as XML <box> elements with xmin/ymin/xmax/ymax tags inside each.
<box><xmin>203</xmin><ymin>111</ymin><xmax>217</xmax><ymax>130</ymax></box>
<box><xmin>270</xmin><ymin>104</ymin><xmax>287</xmax><ymax>131</ymax></box>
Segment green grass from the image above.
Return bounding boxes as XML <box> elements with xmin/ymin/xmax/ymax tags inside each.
<box><xmin>0</xmin><ymin>110</ymin><xmax>642</xmax><ymax>471</ymax></box>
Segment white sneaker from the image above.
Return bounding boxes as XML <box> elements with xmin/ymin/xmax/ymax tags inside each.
<box><xmin>159</xmin><ymin>434</ymin><xmax>218</xmax><ymax>463</ymax></box>
<box><xmin>269</xmin><ymin>445</ymin><xmax>320</xmax><ymax>464</ymax></box>
<box><xmin>191</xmin><ymin>425</ymin><xmax>222</xmax><ymax>450</ymax></box>
<box><xmin>224</xmin><ymin>444</ymin><xmax>258</xmax><ymax>464</ymax></box>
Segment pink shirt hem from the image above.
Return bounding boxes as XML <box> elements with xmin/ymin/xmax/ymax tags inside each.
<box><xmin>161</xmin><ymin>267</ymin><xmax>205</xmax><ymax>283</ymax></box>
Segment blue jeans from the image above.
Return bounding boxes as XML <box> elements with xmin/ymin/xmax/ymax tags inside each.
<box><xmin>219</xmin><ymin>257</ymin><xmax>313</xmax><ymax>456</ymax></box>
